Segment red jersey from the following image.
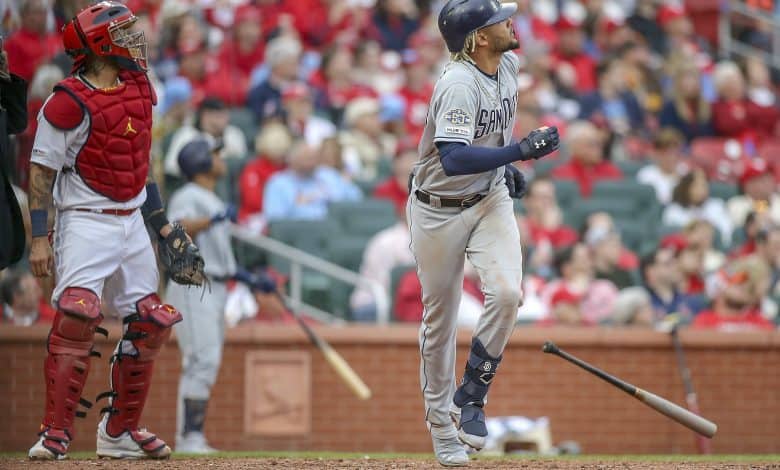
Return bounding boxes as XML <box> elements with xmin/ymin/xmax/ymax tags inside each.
<box><xmin>525</xmin><ymin>220</ymin><xmax>579</xmax><ymax>248</ymax></box>
<box><xmin>551</xmin><ymin>51</ymin><xmax>597</xmax><ymax>94</ymax></box>
<box><xmin>692</xmin><ymin>309</ymin><xmax>774</xmax><ymax>331</ymax></box>
<box><xmin>397</xmin><ymin>84</ymin><xmax>433</xmax><ymax>138</ymax></box>
<box><xmin>551</xmin><ymin>159</ymin><xmax>623</xmax><ymax>197</ymax></box>
<box><xmin>5</xmin><ymin>28</ymin><xmax>62</xmax><ymax>82</ymax></box>
<box><xmin>373</xmin><ymin>178</ymin><xmax>408</xmax><ymax>215</ymax></box>
<box><xmin>238</xmin><ymin>157</ymin><xmax>285</xmax><ymax>221</ymax></box>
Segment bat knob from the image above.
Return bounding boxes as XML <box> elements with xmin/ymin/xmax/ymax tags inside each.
<box><xmin>542</xmin><ymin>341</ymin><xmax>559</xmax><ymax>354</ymax></box>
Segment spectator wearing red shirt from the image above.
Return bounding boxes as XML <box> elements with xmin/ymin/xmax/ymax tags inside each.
<box><xmin>551</xmin><ymin>14</ymin><xmax>597</xmax><ymax>95</ymax></box>
<box><xmin>1</xmin><ymin>269</ymin><xmax>55</xmax><ymax>326</ymax></box>
<box><xmin>744</xmin><ymin>56</ymin><xmax>780</xmax><ymax>146</ymax></box>
<box><xmin>5</xmin><ymin>0</ymin><xmax>62</xmax><ymax>82</ymax></box>
<box><xmin>397</xmin><ymin>49</ymin><xmax>433</xmax><ymax>139</ymax></box>
<box><xmin>711</xmin><ymin>61</ymin><xmax>757</xmax><ymax>144</ymax></box>
<box><xmin>212</xmin><ymin>5</ymin><xmax>264</xmax><ymax>106</ymax></box>
<box><xmin>373</xmin><ymin>138</ymin><xmax>417</xmax><ymax>214</ymax></box>
<box><xmin>283</xmin><ymin>0</ymin><xmax>366</xmax><ymax>49</ymax></box>
<box><xmin>693</xmin><ymin>256</ymin><xmax>774</xmax><ymax>331</ymax></box>
<box><xmin>393</xmin><ymin>265</ymin><xmax>483</xmax><ymax>323</ymax></box>
<box><xmin>238</xmin><ymin>122</ymin><xmax>292</xmax><ymax>223</ymax></box>
<box><xmin>660</xmin><ymin>233</ymin><xmax>706</xmax><ymax>296</ymax></box>
<box><xmin>552</xmin><ymin>120</ymin><xmax>623</xmax><ymax>197</ymax></box>
<box><xmin>519</xmin><ymin>177</ymin><xmax>578</xmax><ymax>249</ymax></box>
<box><xmin>309</xmin><ymin>44</ymin><xmax>376</xmax><ymax>123</ymax></box>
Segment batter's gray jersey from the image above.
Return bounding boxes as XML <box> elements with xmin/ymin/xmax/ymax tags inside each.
<box><xmin>167</xmin><ymin>183</ymin><xmax>237</xmax><ymax>279</ymax></box>
<box><xmin>414</xmin><ymin>52</ymin><xmax>521</xmax><ymax>197</ymax></box>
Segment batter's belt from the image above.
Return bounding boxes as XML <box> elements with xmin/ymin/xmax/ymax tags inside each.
<box><xmin>415</xmin><ymin>189</ymin><xmax>485</xmax><ymax>209</ymax></box>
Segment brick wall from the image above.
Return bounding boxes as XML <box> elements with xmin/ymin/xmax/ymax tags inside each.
<box><xmin>2</xmin><ymin>325</ymin><xmax>779</xmax><ymax>454</ymax></box>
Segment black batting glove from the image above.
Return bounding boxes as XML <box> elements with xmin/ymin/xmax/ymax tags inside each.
<box><xmin>504</xmin><ymin>164</ymin><xmax>527</xmax><ymax>199</ymax></box>
<box><xmin>517</xmin><ymin>126</ymin><xmax>559</xmax><ymax>161</ymax></box>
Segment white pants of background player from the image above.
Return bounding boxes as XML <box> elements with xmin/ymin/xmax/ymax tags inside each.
<box><xmin>407</xmin><ymin>183</ymin><xmax>523</xmax><ymax>428</ymax></box>
<box><xmin>165</xmin><ymin>280</ymin><xmax>227</xmax><ymax>438</ymax></box>
<box><xmin>52</xmin><ymin>210</ymin><xmax>158</xmax><ymax>321</ymax></box>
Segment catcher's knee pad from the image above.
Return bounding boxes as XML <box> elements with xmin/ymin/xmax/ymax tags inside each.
<box><xmin>99</xmin><ymin>293</ymin><xmax>182</xmax><ymax>436</ymax></box>
<box><xmin>453</xmin><ymin>338</ymin><xmax>502</xmax><ymax>408</ymax></box>
<box><xmin>43</xmin><ymin>287</ymin><xmax>106</xmax><ymax>437</ymax></box>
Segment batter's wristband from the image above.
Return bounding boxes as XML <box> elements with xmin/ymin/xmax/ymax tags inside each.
<box><xmin>30</xmin><ymin>209</ymin><xmax>48</xmax><ymax>238</ymax></box>
<box><xmin>147</xmin><ymin>210</ymin><xmax>170</xmax><ymax>237</ymax></box>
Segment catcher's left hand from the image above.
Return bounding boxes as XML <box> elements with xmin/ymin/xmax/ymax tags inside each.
<box><xmin>158</xmin><ymin>223</ymin><xmax>206</xmax><ymax>286</ymax></box>
<box><xmin>504</xmin><ymin>164</ymin><xmax>527</xmax><ymax>199</ymax></box>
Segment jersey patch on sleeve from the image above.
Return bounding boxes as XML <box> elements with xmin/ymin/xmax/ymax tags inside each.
<box><xmin>445</xmin><ymin>126</ymin><xmax>471</xmax><ymax>136</ymax></box>
<box><xmin>444</xmin><ymin>108</ymin><xmax>472</xmax><ymax>126</ymax></box>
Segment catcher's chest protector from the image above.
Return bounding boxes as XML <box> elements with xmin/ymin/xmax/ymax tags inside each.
<box><xmin>55</xmin><ymin>72</ymin><xmax>156</xmax><ymax>202</ymax></box>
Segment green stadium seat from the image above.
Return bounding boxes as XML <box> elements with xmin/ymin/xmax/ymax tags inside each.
<box><xmin>267</xmin><ymin>219</ymin><xmax>340</xmax><ymax>274</ymax></box>
<box><xmin>709</xmin><ymin>181</ymin><xmax>738</xmax><ymax>201</ymax></box>
<box><xmin>530</xmin><ymin>159</ymin><xmax>560</xmax><ymax>176</ymax></box>
<box><xmin>327</xmin><ymin>235</ymin><xmax>370</xmax><ymax>272</ymax></box>
<box><xmin>553</xmin><ymin>179</ymin><xmax>579</xmax><ymax>208</ymax></box>
<box><xmin>229</xmin><ymin>107</ymin><xmax>258</xmax><ymax>150</ymax></box>
<box><xmin>328</xmin><ymin>199</ymin><xmax>398</xmax><ymax>236</ymax></box>
<box><xmin>616</xmin><ymin>160</ymin><xmax>645</xmax><ymax>178</ymax></box>
<box><xmin>356</xmin><ymin>179</ymin><xmax>380</xmax><ymax>196</ymax></box>
<box><xmin>565</xmin><ymin>198</ymin><xmax>636</xmax><ymax>231</ymax></box>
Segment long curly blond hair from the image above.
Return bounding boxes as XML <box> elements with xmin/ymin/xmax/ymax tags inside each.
<box><xmin>451</xmin><ymin>31</ymin><xmax>478</xmax><ymax>63</ymax></box>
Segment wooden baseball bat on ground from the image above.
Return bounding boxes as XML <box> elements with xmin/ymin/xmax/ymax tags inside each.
<box><xmin>542</xmin><ymin>341</ymin><xmax>717</xmax><ymax>438</ymax></box>
<box><xmin>277</xmin><ymin>293</ymin><xmax>372</xmax><ymax>400</ymax></box>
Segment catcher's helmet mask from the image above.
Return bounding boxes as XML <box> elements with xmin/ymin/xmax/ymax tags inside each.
<box><xmin>438</xmin><ymin>0</ymin><xmax>518</xmax><ymax>53</ymax></box>
<box><xmin>63</xmin><ymin>1</ymin><xmax>148</xmax><ymax>72</ymax></box>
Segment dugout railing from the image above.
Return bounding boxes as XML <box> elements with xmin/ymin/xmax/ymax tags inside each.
<box><xmin>230</xmin><ymin>224</ymin><xmax>391</xmax><ymax>324</ymax></box>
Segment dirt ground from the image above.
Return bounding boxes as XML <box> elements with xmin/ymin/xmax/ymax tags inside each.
<box><xmin>2</xmin><ymin>457</ymin><xmax>779</xmax><ymax>469</ymax></box>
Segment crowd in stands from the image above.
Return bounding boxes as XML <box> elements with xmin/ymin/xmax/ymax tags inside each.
<box><xmin>1</xmin><ymin>0</ymin><xmax>780</xmax><ymax>332</ymax></box>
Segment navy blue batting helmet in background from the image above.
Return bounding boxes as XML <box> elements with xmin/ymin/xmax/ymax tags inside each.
<box><xmin>178</xmin><ymin>138</ymin><xmax>220</xmax><ymax>179</ymax></box>
<box><xmin>437</xmin><ymin>0</ymin><xmax>518</xmax><ymax>53</ymax></box>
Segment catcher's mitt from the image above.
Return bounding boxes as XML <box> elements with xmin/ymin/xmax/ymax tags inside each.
<box><xmin>158</xmin><ymin>223</ymin><xmax>206</xmax><ymax>286</ymax></box>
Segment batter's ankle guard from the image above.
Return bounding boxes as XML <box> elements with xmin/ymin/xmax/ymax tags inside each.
<box><xmin>453</xmin><ymin>338</ymin><xmax>502</xmax><ymax>408</ymax></box>
<box><xmin>97</xmin><ymin>293</ymin><xmax>182</xmax><ymax>437</ymax></box>
<box><xmin>41</xmin><ymin>287</ymin><xmax>106</xmax><ymax>450</ymax></box>
<box><xmin>183</xmin><ymin>398</ymin><xmax>209</xmax><ymax>435</ymax></box>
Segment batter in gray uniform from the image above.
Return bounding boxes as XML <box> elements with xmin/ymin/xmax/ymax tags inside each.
<box><xmin>165</xmin><ymin>139</ymin><xmax>275</xmax><ymax>453</ymax></box>
<box><xmin>409</xmin><ymin>1</ymin><xmax>559</xmax><ymax>466</ymax></box>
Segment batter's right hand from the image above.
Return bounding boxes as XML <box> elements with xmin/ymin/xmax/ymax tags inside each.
<box><xmin>29</xmin><ymin>237</ymin><xmax>54</xmax><ymax>277</ymax></box>
<box><xmin>518</xmin><ymin>126</ymin><xmax>559</xmax><ymax>161</ymax></box>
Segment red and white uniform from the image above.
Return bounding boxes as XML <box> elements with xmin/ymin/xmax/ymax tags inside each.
<box><xmin>31</xmin><ymin>71</ymin><xmax>158</xmax><ymax>317</ymax></box>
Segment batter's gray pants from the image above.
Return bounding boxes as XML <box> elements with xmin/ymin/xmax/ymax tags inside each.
<box><xmin>407</xmin><ymin>184</ymin><xmax>523</xmax><ymax>428</ymax></box>
<box><xmin>165</xmin><ymin>280</ymin><xmax>227</xmax><ymax>436</ymax></box>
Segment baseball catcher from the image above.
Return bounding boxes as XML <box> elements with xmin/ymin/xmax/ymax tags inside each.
<box><xmin>27</xmin><ymin>1</ymin><xmax>202</xmax><ymax>460</ymax></box>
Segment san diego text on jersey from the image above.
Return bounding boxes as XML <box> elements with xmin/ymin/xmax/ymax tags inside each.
<box><xmin>474</xmin><ymin>95</ymin><xmax>517</xmax><ymax>139</ymax></box>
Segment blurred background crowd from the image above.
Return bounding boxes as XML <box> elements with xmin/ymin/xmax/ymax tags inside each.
<box><xmin>1</xmin><ymin>0</ymin><xmax>780</xmax><ymax>332</ymax></box>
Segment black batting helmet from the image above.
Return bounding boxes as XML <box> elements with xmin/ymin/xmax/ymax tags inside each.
<box><xmin>178</xmin><ymin>138</ymin><xmax>222</xmax><ymax>179</ymax></box>
<box><xmin>437</xmin><ymin>0</ymin><xmax>517</xmax><ymax>53</ymax></box>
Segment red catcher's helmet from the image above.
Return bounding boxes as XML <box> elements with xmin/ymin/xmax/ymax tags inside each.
<box><xmin>62</xmin><ymin>1</ymin><xmax>147</xmax><ymax>72</ymax></box>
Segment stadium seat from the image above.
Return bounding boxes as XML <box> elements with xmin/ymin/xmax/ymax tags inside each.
<box><xmin>616</xmin><ymin>160</ymin><xmax>645</xmax><ymax>178</ymax></box>
<box><xmin>565</xmin><ymin>198</ymin><xmax>637</xmax><ymax>233</ymax></box>
<box><xmin>531</xmin><ymin>159</ymin><xmax>561</xmax><ymax>176</ymax></box>
<box><xmin>267</xmin><ymin>219</ymin><xmax>340</xmax><ymax>274</ymax></box>
<box><xmin>329</xmin><ymin>199</ymin><xmax>398</xmax><ymax>236</ymax></box>
<box><xmin>356</xmin><ymin>178</ymin><xmax>380</xmax><ymax>196</ymax></box>
<box><xmin>327</xmin><ymin>235</ymin><xmax>370</xmax><ymax>272</ymax></box>
<box><xmin>553</xmin><ymin>179</ymin><xmax>578</xmax><ymax>209</ymax></box>
<box><xmin>229</xmin><ymin>107</ymin><xmax>258</xmax><ymax>150</ymax></box>
<box><xmin>708</xmin><ymin>181</ymin><xmax>739</xmax><ymax>201</ymax></box>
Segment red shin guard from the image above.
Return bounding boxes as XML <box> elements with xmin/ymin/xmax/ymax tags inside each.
<box><xmin>101</xmin><ymin>293</ymin><xmax>182</xmax><ymax>437</ymax></box>
<box><xmin>40</xmin><ymin>287</ymin><xmax>104</xmax><ymax>453</ymax></box>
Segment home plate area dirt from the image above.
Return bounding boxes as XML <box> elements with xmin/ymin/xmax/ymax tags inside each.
<box><xmin>2</xmin><ymin>457</ymin><xmax>780</xmax><ymax>469</ymax></box>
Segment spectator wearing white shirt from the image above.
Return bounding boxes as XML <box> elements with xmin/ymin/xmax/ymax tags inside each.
<box><xmin>281</xmin><ymin>82</ymin><xmax>336</xmax><ymax>147</ymax></box>
<box><xmin>350</xmin><ymin>213</ymin><xmax>414</xmax><ymax>322</ymax></box>
<box><xmin>663</xmin><ymin>168</ymin><xmax>734</xmax><ymax>246</ymax></box>
<box><xmin>728</xmin><ymin>158</ymin><xmax>780</xmax><ymax>227</ymax></box>
<box><xmin>164</xmin><ymin>97</ymin><xmax>248</xmax><ymax>177</ymax></box>
<box><xmin>636</xmin><ymin>127</ymin><xmax>689</xmax><ymax>205</ymax></box>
